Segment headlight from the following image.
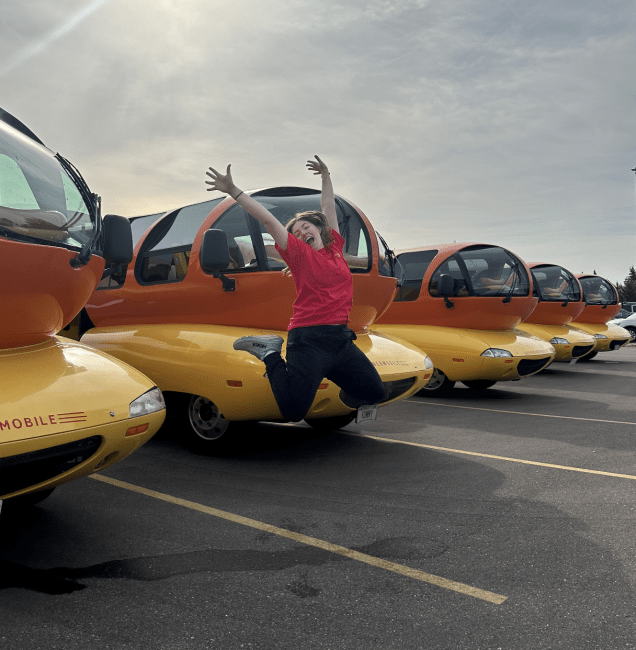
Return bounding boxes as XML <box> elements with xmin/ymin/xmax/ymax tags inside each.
<box><xmin>549</xmin><ymin>337</ymin><xmax>569</xmax><ymax>345</ymax></box>
<box><xmin>424</xmin><ymin>356</ymin><xmax>435</xmax><ymax>370</ymax></box>
<box><xmin>481</xmin><ymin>348</ymin><xmax>513</xmax><ymax>358</ymax></box>
<box><xmin>593</xmin><ymin>333</ymin><xmax>608</xmax><ymax>339</ymax></box>
<box><xmin>129</xmin><ymin>387</ymin><xmax>166</xmax><ymax>418</ymax></box>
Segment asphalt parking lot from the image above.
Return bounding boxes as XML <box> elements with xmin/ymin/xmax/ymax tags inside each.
<box><xmin>2</xmin><ymin>345</ymin><xmax>636</xmax><ymax>650</ymax></box>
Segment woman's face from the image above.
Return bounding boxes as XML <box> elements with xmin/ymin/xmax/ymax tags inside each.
<box><xmin>291</xmin><ymin>219</ymin><xmax>324</xmax><ymax>251</ymax></box>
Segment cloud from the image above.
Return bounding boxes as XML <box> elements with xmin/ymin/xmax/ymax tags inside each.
<box><xmin>0</xmin><ymin>0</ymin><xmax>111</xmax><ymax>77</ymax></box>
<box><xmin>2</xmin><ymin>0</ymin><xmax>635</xmax><ymax>283</ymax></box>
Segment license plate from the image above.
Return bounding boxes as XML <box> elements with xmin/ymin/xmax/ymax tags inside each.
<box><xmin>356</xmin><ymin>404</ymin><xmax>378</xmax><ymax>423</ymax></box>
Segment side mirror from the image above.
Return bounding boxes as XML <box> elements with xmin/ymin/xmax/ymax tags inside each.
<box><xmin>438</xmin><ymin>273</ymin><xmax>454</xmax><ymax>296</ymax></box>
<box><xmin>200</xmin><ymin>229</ymin><xmax>235</xmax><ymax>291</ymax></box>
<box><xmin>437</xmin><ymin>273</ymin><xmax>455</xmax><ymax>309</ymax></box>
<box><xmin>102</xmin><ymin>214</ymin><xmax>133</xmax><ymax>265</ymax></box>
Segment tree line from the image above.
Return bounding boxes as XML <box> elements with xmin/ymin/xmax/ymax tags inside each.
<box><xmin>616</xmin><ymin>266</ymin><xmax>636</xmax><ymax>302</ymax></box>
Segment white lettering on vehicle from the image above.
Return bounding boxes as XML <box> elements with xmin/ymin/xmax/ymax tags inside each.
<box><xmin>371</xmin><ymin>360</ymin><xmax>408</xmax><ymax>367</ymax></box>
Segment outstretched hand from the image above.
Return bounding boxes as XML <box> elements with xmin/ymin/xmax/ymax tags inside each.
<box><xmin>205</xmin><ymin>164</ymin><xmax>235</xmax><ymax>194</ymax></box>
<box><xmin>306</xmin><ymin>155</ymin><xmax>329</xmax><ymax>175</ymax></box>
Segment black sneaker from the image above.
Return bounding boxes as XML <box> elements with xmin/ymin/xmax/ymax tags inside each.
<box><xmin>233</xmin><ymin>335</ymin><xmax>284</xmax><ymax>361</ymax></box>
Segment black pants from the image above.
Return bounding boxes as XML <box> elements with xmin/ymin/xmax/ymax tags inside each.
<box><xmin>263</xmin><ymin>325</ymin><xmax>386</xmax><ymax>422</ymax></box>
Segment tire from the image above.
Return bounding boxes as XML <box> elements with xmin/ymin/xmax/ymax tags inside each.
<box><xmin>304</xmin><ymin>414</ymin><xmax>356</xmax><ymax>431</ymax></box>
<box><xmin>578</xmin><ymin>351</ymin><xmax>598</xmax><ymax>362</ymax></box>
<box><xmin>461</xmin><ymin>380</ymin><xmax>497</xmax><ymax>390</ymax></box>
<box><xmin>625</xmin><ymin>326</ymin><xmax>636</xmax><ymax>342</ymax></box>
<box><xmin>417</xmin><ymin>369</ymin><xmax>456</xmax><ymax>395</ymax></box>
<box><xmin>184</xmin><ymin>394</ymin><xmax>240</xmax><ymax>454</ymax></box>
<box><xmin>4</xmin><ymin>487</ymin><xmax>56</xmax><ymax>508</ymax></box>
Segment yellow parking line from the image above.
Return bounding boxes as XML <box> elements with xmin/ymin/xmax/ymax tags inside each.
<box><xmin>352</xmin><ymin>433</ymin><xmax>636</xmax><ymax>481</ymax></box>
<box><xmin>405</xmin><ymin>400</ymin><xmax>636</xmax><ymax>426</ymax></box>
<box><xmin>90</xmin><ymin>473</ymin><xmax>506</xmax><ymax>605</ymax></box>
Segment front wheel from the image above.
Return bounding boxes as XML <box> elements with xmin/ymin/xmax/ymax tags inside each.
<box><xmin>304</xmin><ymin>414</ymin><xmax>356</xmax><ymax>431</ymax></box>
<box><xmin>624</xmin><ymin>326</ymin><xmax>636</xmax><ymax>342</ymax></box>
<box><xmin>417</xmin><ymin>369</ymin><xmax>455</xmax><ymax>395</ymax></box>
<box><xmin>185</xmin><ymin>395</ymin><xmax>241</xmax><ymax>454</ymax></box>
<box><xmin>461</xmin><ymin>380</ymin><xmax>497</xmax><ymax>391</ymax></box>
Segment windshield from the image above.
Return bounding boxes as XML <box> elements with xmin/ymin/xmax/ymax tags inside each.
<box><xmin>579</xmin><ymin>276</ymin><xmax>617</xmax><ymax>305</ymax></box>
<box><xmin>0</xmin><ymin>121</ymin><xmax>94</xmax><ymax>249</ymax></box>
<box><xmin>430</xmin><ymin>245</ymin><xmax>530</xmax><ymax>298</ymax></box>
<box><xmin>531</xmin><ymin>265</ymin><xmax>581</xmax><ymax>302</ymax></box>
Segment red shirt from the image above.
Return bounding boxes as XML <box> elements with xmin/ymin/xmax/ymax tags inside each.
<box><xmin>276</xmin><ymin>230</ymin><xmax>353</xmax><ymax>330</ymax></box>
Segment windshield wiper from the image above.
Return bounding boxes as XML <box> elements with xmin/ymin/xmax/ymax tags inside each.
<box><xmin>376</xmin><ymin>231</ymin><xmax>404</xmax><ymax>285</ymax></box>
<box><xmin>561</xmin><ymin>277</ymin><xmax>576</xmax><ymax>306</ymax></box>
<box><xmin>55</xmin><ymin>153</ymin><xmax>102</xmax><ymax>267</ymax></box>
<box><xmin>502</xmin><ymin>262</ymin><xmax>520</xmax><ymax>304</ymax></box>
<box><xmin>334</xmin><ymin>197</ymin><xmax>351</xmax><ymax>242</ymax></box>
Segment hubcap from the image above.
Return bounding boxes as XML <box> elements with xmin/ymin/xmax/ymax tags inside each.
<box><xmin>188</xmin><ymin>395</ymin><xmax>230</xmax><ymax>441</ymax></box>
<box><xmin>423</xmin><ymin>368</ymin><xmax>447</xmax><ymax>391</ymax></box>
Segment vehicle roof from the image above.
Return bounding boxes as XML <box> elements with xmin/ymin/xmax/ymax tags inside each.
<box><xmin>0</xmin><ymin>108</ymin><xmax>46</xmax><ymax>146</ymax></box>
<box><xmin>528</xmin><ymin>262</ymin><xmax>575</xmax><ymax>270</ymax></box>
<box><xmin>576</xmin><ymin>273</ymin><xmax>613</xmax><ymax>281</ymax></box>
<box><xmin>396</xmin><ymin>242</ymin><xmax>486</xmax><ymax>255</ymax></box>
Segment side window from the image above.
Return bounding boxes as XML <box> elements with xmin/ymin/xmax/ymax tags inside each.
<box><xmin>213</xmin><ymin>205</ymin><xmax>262</xmax><ymax>271</ymax></box>
<box><xmin>394</xmin><ymin>250</ymin><xmax>438</xmax><ymax>301</ymax></box>
<box><xmin>260</xmin><ymin>230</ymin><xmax>285</xmax><ymax>270</ymax></box>
<box><xmin>429</xmin><ymin>257</ymin><xmax>468</xmax><ymax>296</ymax></box>
<box><xmin>131</xmin><ymin>213</ymin><xmax>164</xmax><ymax>247</ymax></box>
<box><xmin>248</xmin><ymin>194</ymin><xmax>372</xmax><ymax>273</ymax></box>
<box><xmin>98</xmin><ymin>213</ymin><xmax>165</xmax><ymax>290</ymax></box>
<box><xmin>357</xmin><ymin>231</ymin><xmax>369</xmax><ymax>259</ymax></box>
<box><xmin>138</xmin><ymin>200</ymin><xmax>221</xmax><ymax>285</ymax></box>
<box><xmin>562</xmin><ymin>273</ymin><xmax>581</xmax><ymax>302</ymax></box>
<box><xmin>337</xmin><ymin>202</ymin><xmax>371</xmax><ymax>273</ymax></box>
<box><xmin>149</xmin><ymin>201</ymin><xmax>220</xmax><ymax>251</ymax></box>
<box><xmin>141</xmin><ymin>250</ymin><xmax>190</xmax><ymax>283</ymax></box>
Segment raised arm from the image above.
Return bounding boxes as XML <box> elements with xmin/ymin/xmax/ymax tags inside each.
<box><xmin>205</xmin><ymin>164</ymin><xmax>289</xmax><ymax>250</ymax></box>
<box><xmin>306</xmin><ymin>155</ymin><xmax>338</xmax><ymax>232</ymax></box>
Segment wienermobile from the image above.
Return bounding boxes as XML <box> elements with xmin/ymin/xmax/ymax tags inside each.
<box><xmin>76</xmin><ymin>189</ymin><xmax>434</xmax><ymax>453</ymax></box>
<box><xmin>0</xmin><ymin>109</ymin><xmax>165</xmax><ymax>507</ymax></box>
<box><xmin>569</xmin><ymin>274</ymin><xmax>631</xmax><ymax>360</ymax></box>
<box><xmin>516</xmin><ymin>263</ymin><xmax>595</xmax><ymax>361</ymax></box>
<box><xmin>374</xmin><ymin>243</ymin><xmax>556</xmax><ymax>393</ymax></box>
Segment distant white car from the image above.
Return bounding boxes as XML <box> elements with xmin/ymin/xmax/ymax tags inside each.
<box><xmin>609</xmin><ymin>312</ymin><xmax>636</xmax><ymax>341</ymax></box>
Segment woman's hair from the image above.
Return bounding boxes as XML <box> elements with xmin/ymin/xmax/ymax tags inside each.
<box><xmin>285</xmin><ymin>211</ymin><xmax>335</xmax><ymax>248</ymax></box>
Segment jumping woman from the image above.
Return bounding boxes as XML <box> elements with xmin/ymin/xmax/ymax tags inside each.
<box><xmin>204</xmin><ymin>155</ymin><xmax>386</xmax><ymax>422</ymax></box>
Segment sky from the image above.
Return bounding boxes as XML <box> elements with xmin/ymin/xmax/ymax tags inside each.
<box><xmin>2</xmin><ymin>0</ymin><xmax>635</xmax><ymax>285</ymax></box>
